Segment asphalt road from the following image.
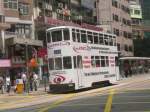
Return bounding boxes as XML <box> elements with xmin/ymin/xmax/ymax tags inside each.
<box><xmin>2</xmin><ymin>79</ymin><xmax>150</xmax><ymax>112</ymax></box>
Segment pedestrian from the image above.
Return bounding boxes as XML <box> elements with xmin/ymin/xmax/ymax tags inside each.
<box><xmin>124</xmin><ymin>63</ymin><xmax>129</xmax><ymax>78</ymax></box>
<box><xmin>0</xmin><ymin>76</ymin><xmax>4</xmax><ymax>94</ymax></box>
<box><xmin>33</xmin><ymin>72</ymin><xmax>38</xmax><ymax>91</ymax></box>
<box><xmin>6</xmin><ymin>75</ymin><xmax>11</xmax><ymax>94</ymax></box>
<box><xmin>21</xmin><ymin>72</ymin><xmax>27</xmax><ymax>92</ymax></box>
<box><xmin>29</xmin><ymin>72</ymin><xmax>33</xmax><ymax>91</ymax></box>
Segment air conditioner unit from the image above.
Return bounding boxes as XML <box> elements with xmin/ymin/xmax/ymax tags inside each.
<box><xmin>58</xmin><ymin>3</ymin><xmax>63</xmax><ymax>8</ymax></box>
<box><xmin>48</xmin><ymin>5</ymin><xmax>52</xmax><ymax>10</ymax></box>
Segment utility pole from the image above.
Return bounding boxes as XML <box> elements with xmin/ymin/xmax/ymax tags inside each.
<box><xmin>25</xmin><ymin>42</ymin><xmax>29</xmax><ymax>93</ymax></box>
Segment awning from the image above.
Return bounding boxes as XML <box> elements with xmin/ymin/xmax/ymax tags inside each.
<box><xmin>6</xmin><ymin>37</ymin><xmax>43</xmax><ymax>46</ymax></box>
<box><xmin>119</xmin><ymin>57</ymin><xmax>150</xmax><ymax>60</ymax></box>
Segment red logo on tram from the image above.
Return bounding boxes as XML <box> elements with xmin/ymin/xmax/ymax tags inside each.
<box><xmin>53</xmin><ymin>75</ymin><xmax>66</xmax><ymax>84</ymax></box>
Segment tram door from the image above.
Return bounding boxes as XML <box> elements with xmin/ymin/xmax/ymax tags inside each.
<box><xmin>74</xmin><ymin>55</ymin><xmax>83</xmax><ymax>89</ymax></box>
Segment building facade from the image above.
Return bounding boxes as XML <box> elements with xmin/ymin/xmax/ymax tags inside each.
<box><xmin>95</xmin><ymin>0</ymin><xmax>134</xmax><ymax>57</ymax></box>
<box><xmin>129</xmin><ymin>0</ymin><xmax>143</xmax><ymax>39</ymax></box>
<box><xmin>140</xmin><ymin>0</ymin><xmax>150</xmax><ymax>38</ymax></box>
<box><xmin>0</xmin><ymin>0</ymin><xmax>10</xmax><ymax>57</ymax></box>
<box><xmin>34</xmin><ymin>0</ymin><xmax>96</xmax><ymax>45</ymax></box>
<box><xmin>0</xmin><ymin>0</ymin><xmax>43</xmax><ymax>83</ymax></box>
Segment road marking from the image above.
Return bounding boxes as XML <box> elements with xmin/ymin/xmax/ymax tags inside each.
<box><xmin>0</xmin><ymin>94</ymin><xmax>55</xmax><ymax>111</ymax></box>
<box><xmin>104</xmin><ymin>89</ymin><xmax>115</xmax><ymax>112</ymax></box>
<box><xmin>38</xmin><ymin>94</ymin><xmax>75</xmax><ymax>112</ymax></box>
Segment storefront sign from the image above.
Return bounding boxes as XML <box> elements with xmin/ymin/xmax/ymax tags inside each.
<box><xmin>0</xmin><ymin>59</ymin><xmax>11</xmax><ymax>67</ymax></box>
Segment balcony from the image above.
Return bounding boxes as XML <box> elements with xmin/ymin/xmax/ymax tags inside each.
<box><xmin>5</xmin><ymin>31</ymin><xmax>31</xmax><ymax>39</ymax></box>
<box><xmin>0</xmin><ymin>23</ymin><xmax>10</xmax><ymax>29</ymax></box>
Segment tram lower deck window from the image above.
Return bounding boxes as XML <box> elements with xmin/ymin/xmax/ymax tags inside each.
<box><xmin>49</xmin><ymin>58</ymin><xmax>54</xmax><ymax>70</ymax></box>
<box><xmin>63</xmin><ymin>57</ymin><xmax>72</xmax><ymax>69</ymax></box>
<box><xmin>55</xmin><ymin>58</ymin><xmax>62</xmax><ymax>70</ymax></box>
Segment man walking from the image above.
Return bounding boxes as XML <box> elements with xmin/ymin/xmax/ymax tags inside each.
<box><xmin>0</xmin><ymin>76</ymin><xmax>4</xmax><ymax>94</ymax></box>
<box><xmin>33</xmin><ymin>72</ymin><xmax>38</xmax><ymax>91</ymax></box>
<box><xmin>6</xmin><ymin>75</ymin><xmax>11</xmax><ymax>94</ymax></box>
<box><xmin>21</xmin><ymin>72</ymin><xmax>27</xmax><ymax>92</ymax></box>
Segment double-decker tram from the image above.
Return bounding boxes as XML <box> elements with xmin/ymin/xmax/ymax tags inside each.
<box><xmin>46</xmin><ymin>26</ymin><xmax>119</xmax><ymax>92</ymax></box>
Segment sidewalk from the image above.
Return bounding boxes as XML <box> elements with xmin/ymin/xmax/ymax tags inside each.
<box><xmin>0</xmin><ymin>73</ymin><xmax>150</xmax><ymax>111</ymax></box>
<box><xmin>116</xmin><ymin>73</ymin><xmax>150</xmax><ymax>84</ymax></box>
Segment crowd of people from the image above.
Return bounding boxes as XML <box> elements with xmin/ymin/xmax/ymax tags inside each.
<box><xmin>0</xmin><ymin>72</ymin><xmax>39</xmax><ymax>94</ymax></box>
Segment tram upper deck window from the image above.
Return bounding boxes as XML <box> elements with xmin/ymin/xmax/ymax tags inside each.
<box><xmin>72</xmin><ymin>29</ymin><xmax>80</xmax><ymax>42</ymax></box>
<box><xmin>63</xmin><ymin>29</ymin><xmax>70</xmax><ymax>40</ymax></box>
<box><xmin>94</xmin><ymin>33</ymin><xmax>99</xmax><ymax>44</ymax></box>
<box><xmin>104</xmin><ymin>35</ymin><xmax>108</xmax><ymax>45</ymax></box>
<box><xmin>113</xmin><ymin>36</ymin><xmax>117</xmax><ymax>46</ymax></box>
<box><xmin>99</xmin><ymin>34</ymin><xmax>104</xmax><ymax>45</ymax></box>
<box><xmin>47</xmin><ymin>32</ymin><xmax>51</xmax><ymax>43</ymax></box>
<box><xmin>87</xmin><ymin>32</ymin><xmax>93</xmax><ymax>44</ymax></box>
<box><xmin>109</xmin><ymin>35</ymin><xmax>113</xmax><ymax>46</ymax></box>
<box><xmin>51</xmin><ymin>30</ymin><xmax>62</xmax><ymax>42</ymax></box>
<box><xmin>81</xmin><ymin>30</ymin><xmax>87</xmax><ymax>43</ymax></box>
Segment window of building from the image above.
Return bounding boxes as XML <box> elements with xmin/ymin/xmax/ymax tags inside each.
<box><xmin>130</xmin><ymin>9</ymin><xmax>134</xmax><ymax>15</ymax></box>
<box><xmin>57</xmin><ymin>14</ymin><xmax>63</xmax><ymax>20</ymax></box>
<box><xmin>19</xmin><ymin>3</ymin><xmax>29</xmax><ymax>15</ymax></box>
<box><xmin>115</xmin><ymin>29</ymin><xmax>120</xmax><ymax>36</ymax></box>
<box><xmin>128</xmin><ymin>33</ymin><xmax>132</xmax><ymax>38</ymax></box>
<box><xmin>113</xmin><ymin>14</ymin><xmax>119</xmax><ymax>22</ymax></box>
<box><xmin>123</xmin><ymin>31</ymin><xmax>128</xmax><ymax>38</ymax></box>
<box><xmin>4</xmin><ymin>0</ymin><xmax>18</xmax><ymax>10</ymax></box>
<box><xmin>0</xmin><ymin>15</ymin><xmax>5</xmax><ymax>23</ymax></box>
<box><xmin>129</xmin><ymin>46</ymin><xmax>133</xmax><ymax>52</ymax></box>
<box><xmin>117</xmin><ymin>43</ymin><xmax>120</xmax><ymax>51</ymax></box>
<box><xmin>112</xmin><ymin>0</ymin><xmax>118</xmax><ymax>8</ymax></box>
<box><xmin>134</xmin><ymin>9</ymin><xmax>141</xmax><ymax>15</ymax></box>
<box><xmin>124</xmin><ymin>45</ymin><xmax>128</xmax><ymax>51</ymax></box>
<box><xmin>15</xmin><ymin>24</ymin><xmax>31</xmax><ymax>35</ymax></box>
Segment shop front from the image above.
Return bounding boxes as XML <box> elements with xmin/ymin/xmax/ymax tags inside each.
<box><xmin>0</xmin><ymin>59</ymin><xmax>11</xmax><ymax>77</ymax></box>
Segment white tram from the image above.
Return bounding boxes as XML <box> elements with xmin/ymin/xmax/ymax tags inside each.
<box><xmin>46</xmin><ymin>26</ymin><xmax>119</xmax><ymax>92</ymax></box>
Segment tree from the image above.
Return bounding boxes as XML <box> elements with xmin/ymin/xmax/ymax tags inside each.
<box><xmin>134</xmin><ymin>38</ymin><xmax>150</xmax><ymax>57</ymax></box>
